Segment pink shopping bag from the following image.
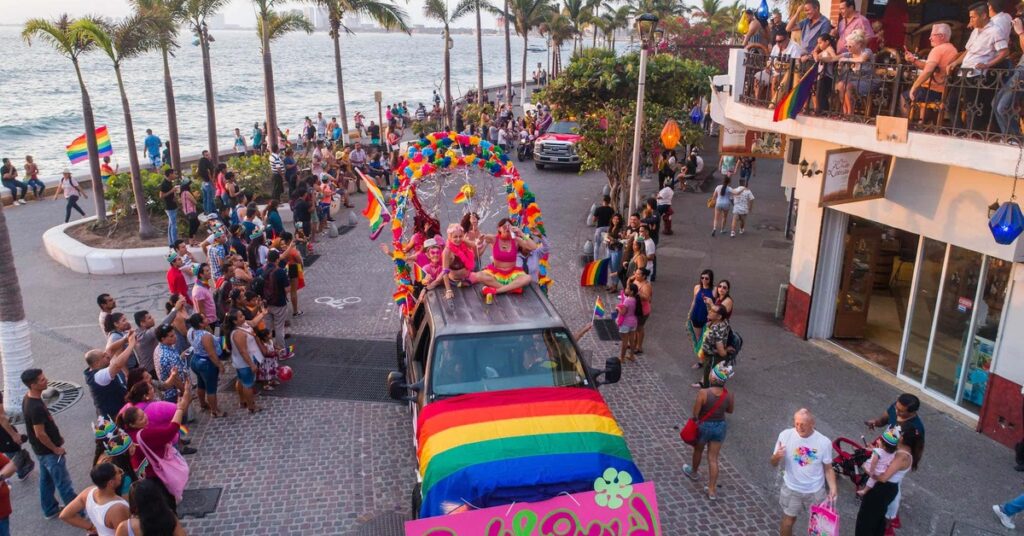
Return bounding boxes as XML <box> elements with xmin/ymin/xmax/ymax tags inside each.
<box><xmin>808</xmin><ymin>499</ymin><xmax>839</xmax><ymax>536</ymax></box>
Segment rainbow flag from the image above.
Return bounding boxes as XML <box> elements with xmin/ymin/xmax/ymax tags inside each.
<box><xmin>66</xmin><ymin>126</ymin><xmax>113</xmax><ymax>164</ymax></box>
<box><xmin>594</xmin><ymin>297</ymin><xmax>606</xmax><ymax>318</ymax></box>
<box><xmin>358</xmin><ymin>170</ymin><xmax>389</xmax><ymax>239</ymax></box>
<box><xmin>579</xmin><ymin>258</ymin><xmax>609</xmax><ymax>287</ymax></box>
<box><xmin>393</xmin><ymin>287</ymin><xmax>411</xmax><ymax>310</ymax></box>
<box><xmin>452</xmin><ymin>190</ymin><xmax>468</xmax><ymax>204</ymax></box>
<box><xmin>416</xmin><ymin>386</ymin><xmax>643</xmax><ymax>518</ymax></box>
<box><xmin>413</xmin><ymin>264</ymin><xmax>428</xmax><ymax>283</ymax></box>
<box><xmin>773</xmin><ymin>67</ymin><xmax>818</xmax><ymax>122</ymax></box>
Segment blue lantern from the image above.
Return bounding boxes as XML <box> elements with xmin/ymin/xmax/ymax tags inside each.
<box><xmin>757</xmin><ymin>0</ymin><xmax>770</xmax><ymax>20</ymax></box>
<box><xmin>989</xmin><ymin>200</ymin><xmax>1024</xmax><ymax>245</ymax></box>
<box><xmin>689</xmin><ymin>105</ymin><xmax>704</xmax><ymax>125</ymax></box>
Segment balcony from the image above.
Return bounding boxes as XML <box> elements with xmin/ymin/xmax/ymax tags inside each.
<box><xmin>715</xmin><ymin>48</ymin><xmax>1020</xmax><ymax>178</ymax></box>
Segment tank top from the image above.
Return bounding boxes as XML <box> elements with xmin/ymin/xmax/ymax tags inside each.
<box><xmin>690</xmin><ymin>287</ymin><xmax>715</xmax><ymax>326</ymax></box>
<box><xmin>887</xmin><ymin>451</ymin><xmax>913</xmax><ymax>484</ymax></box>
<box><xmin>492</xmin><ymin>237</ymin><xmax>517</xmax><ymax>264</ymax></box>
<box><xmin>230</xmin><ymin>325</ymin><xmax>264</xmax><ymax>368</ymax></box>
<box><xmin>86</xmin><ymin>488</ymin><xmax>128</xmax><ymax>536</ymax></box>
<box><xmin>700</xmin><ymin>389</ymin><xmax>729</xmax><ymax>422</ymax></box>
<box><xmin>188</xmin><ymin>328</ymin><xmax>218</xmax><ymax>360</ymax></box>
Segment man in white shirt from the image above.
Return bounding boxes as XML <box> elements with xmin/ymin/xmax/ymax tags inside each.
<box><xmin>948</xmin><ymin>2</ymin><xmax>1010</xmax><ymax>131</ymax></box>
<box><xmin>756</xmin><ymin>30</ymin><xmax>804</xmax><ymax>100</ymax></box>
<box><xmin>638</xmin><ymin>225</ymin><xmax>656</xmax><ymax>281</ymax></box>
<box><xmin>315</xmin><ymin>112</ymin><xmax>328</xmax><ymax>140</ymax></box>
<box><xmin>656</xmin><ymin>185</ymin><xmax>674</xmax><ymax>235</ymax></box>
<box><xmin>771</xmin><ymin>409</ymin><xmax>838</xmax><ymax>536</ymax></box>
<box><xmin>96</xmin><ymin>294</ymin><xmax>116</xmax><ymax>337</ymax></box>
<box><xmin>730</xmin><ymin>179</ymin><xmax>756</xmax><ymax>237</ymax></box>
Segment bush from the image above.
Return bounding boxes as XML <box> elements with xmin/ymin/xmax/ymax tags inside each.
<box><xmin>226</xmin><ymin>154</ymin><xmax>271</xmax><ymax>202</ymax></box>
<box><xmin>103</xmin><ymin>169</ymin><xmax>165</xmax><ymax>221</ymax></box>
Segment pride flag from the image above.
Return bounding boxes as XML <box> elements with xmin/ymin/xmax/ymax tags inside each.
<box><xmin>579</xmin><ymin>258</ymin><xmax>609</xmax><ymax>287</ymax></box>
<box><xmin>413</xmin><ymin>264</ymin><xmax>428</xmax><ymax>283</ymax></box>
<box><xmin>453</xmin><ymin>190</ymin><xmax>468</xmax><ymax>204</ymax></box>
<box><xmin>66</xmin><ymin>126</ymin><xmax>113</xmax><ymax>164</ymax></box>
<box><xmin>594</xmin><ymin>296</ymin><xmax>606</xmax><ymax>318</ymax></box>
<box><xmin>416</xmin><ymin>386</ymin><xmax>643</xmax><ymax>518</ymax></box>
<box><xmin>358</xmin><ymin>170</ymin><xmax>389</xmax><ymax>239</ymax></box>
<box><xmin>773</xmin><ymin>67</ymin><xmax>817</xmax><ymax>122</ymax></box>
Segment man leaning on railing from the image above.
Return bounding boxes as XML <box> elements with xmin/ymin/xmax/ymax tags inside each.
<box><xmin>994</xmin><ymin>14</ymin><xmax>1024</xmax><ymax>136</ymax></box>
<box><xmin>946</xmin><ymin>2</ymin><xmax>1011</xmax><ymax>132</ymax></box>
<box><xmin>755</xmin><ymin>30</ymin><xmax>803</xmax><ymax>104</ymax></box>
<box><xmin>900</xmin><ymin>24</ymin><xmax>959</xmax><ymax>118</ymax></box>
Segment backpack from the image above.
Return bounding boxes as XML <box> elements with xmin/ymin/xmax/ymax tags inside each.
<box><xmin>260</xmin><ymin>267</ymin><xmax>278</xmax><ymax>303</ymax></box>
<box><xmin>726</xmin><ymin>328</ymin><xmax>743</xmax><ymax>364</ymax></box>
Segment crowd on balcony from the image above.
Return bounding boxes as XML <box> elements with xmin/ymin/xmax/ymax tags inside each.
<box><xmin>741</xmin><ymin>0</ymin><xmax>1024</xmax><ymax>140</ymax></box>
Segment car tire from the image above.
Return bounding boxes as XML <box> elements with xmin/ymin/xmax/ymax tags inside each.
<box><xmin>535</xmin><ymin>163</ymin><xmax>545</xmax><ymax>170</ymax></box>
<box><xmin>411</xmin><ymin>482</ymin><xmax>422</xmax><ymax>519</ymax></box>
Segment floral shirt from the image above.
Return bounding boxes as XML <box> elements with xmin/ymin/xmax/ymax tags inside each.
<box><xmin>701</xmin><ymin>320</ymin><xmax>731</xmax><ymax>360</ymax></box>
<box><xmin>156</xmin><ymin>343</ymin><xmax>186</xmax><ymax>402</ymax></box>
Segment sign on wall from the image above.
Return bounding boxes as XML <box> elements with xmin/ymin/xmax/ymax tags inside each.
<box><xmin>405</xmin><ymin>482</ymin><xmax>661</xmax><ymax>536</ymax></box>
<box><xmin>719</xmin><ymin>126</ymin><xmax>786</xmax><ymax>159</ymax></box>
<box><xmin>820</xmin><ymin>147</ymin><xmax>893</xmax><ymax>206</ymax></box>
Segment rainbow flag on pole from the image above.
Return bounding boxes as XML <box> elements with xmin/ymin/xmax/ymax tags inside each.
<box><xmin>66</xmin><ymin>126</ymin><xmax>113</xmax><ymax>164</ymax></box>
<box><xmin>579</xmin><ymin>258</ymin><xmax>609</xmax><ymax>287</ymax></box>
<box><xmin>594</xmin><ymin>296</ymin><xmax>607</xmax><ymax>318</ymax></box>
<box><xmin>416</xmin><ymin>386</ymin><xmax>643</xmax><ymax>518</ymax></box>
<box><xmin>357</xmin><ymin>170</ymin><xmax>390</xmax><ymax>240</ymax></box>
<box><xmin>773</xmin><ymin>67</ymin><xmax>817</xmax><ymax>122</ymax></box>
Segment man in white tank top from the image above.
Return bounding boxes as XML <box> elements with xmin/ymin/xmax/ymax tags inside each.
<box><xmin>58</xmin><ymin>462</ymin><xmax>129</xmax><ymax>536</ymax></box>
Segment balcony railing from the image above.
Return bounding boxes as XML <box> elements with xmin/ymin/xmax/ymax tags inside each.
<box><xmin>738</xmin><ymin>50</ymin><xmax>1024</xmax><ymax>145</ymax></box>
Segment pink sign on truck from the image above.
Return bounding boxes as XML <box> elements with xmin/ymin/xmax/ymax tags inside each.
<box><xmin>404</xmin><ymin>482</ymin><xmax>661</xmax><ymax>536</ymax></box>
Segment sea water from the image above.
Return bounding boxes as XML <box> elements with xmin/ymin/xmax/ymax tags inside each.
<box><xmin>0</xmin><ymin>26</ymin><xmax>562</xmax><ymax>176</ymax></box>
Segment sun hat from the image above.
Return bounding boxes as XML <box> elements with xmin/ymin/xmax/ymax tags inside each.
<box><xmin>104</xmin><ymin>431</ymin><xmax>133</xmax><ymax>457</ymax></box>
<box><xmin>710</xmin><ymin>362</ymin><xmax>734</xmax><ymax>384</ymax></box>
<box><xmin>250</xmin><ymin>226</ymin><xmax>265</xmax><ymax>240</ymax></box>
<box><xmin>423</xmin><ymin>238</ymin><xmax>440</xmax><ymax>249</ymax></box>
<box><xmin>166</xmin><ymin>251</ymin><xmax>179</xmax><ymax>264</ymax></box>
<box><xmin>62</xmin><ymin>168</ymin><xmax>72</xmax><ymax>175</ymax></box>
<box><xmin>94</xmin><ymin>416</ymin><xmax>117</xmax><ymax>440</ymax></box>
<box><xmin>882</xmin><ymin>425</ymin><xmax>902</xmax><ymax>447</ymax></box>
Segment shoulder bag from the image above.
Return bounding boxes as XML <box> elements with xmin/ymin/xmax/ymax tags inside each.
<box><xmin>679</xmin><ymin>388</ymin><xmax>729</xmax><ymax>446</ymax></box>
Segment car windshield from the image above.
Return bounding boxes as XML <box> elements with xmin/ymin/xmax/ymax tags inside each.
<box><xmin>430</xmin><ymin>329</ymin><xmax>589</xmax><ymax>397</ymax></box>
<box><xmin>547</xmin><ymin>121</ymin><xmax>578</xmax><ymax>135</ymax></box>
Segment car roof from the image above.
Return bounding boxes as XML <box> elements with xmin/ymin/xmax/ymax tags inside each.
<box><xmin>422</xmin><ymin>283</ymin><xmax>568</xmax><ymax>337</ymax></box>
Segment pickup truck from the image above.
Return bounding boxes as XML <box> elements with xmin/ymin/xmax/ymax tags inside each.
<box><xmin>387</xmin><ymin>283</ymin><xmax>642</xmax><ymax>519</ymax></box>
<box><xmin>534</xmin><ymin>120</ymin><xmax>582</xmax><ymax>172</ymax></box>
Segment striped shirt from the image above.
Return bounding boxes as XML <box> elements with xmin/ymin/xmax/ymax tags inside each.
<box><xmin>270</xmin><ymin>152</ymin><xmax>284</xmax><ymax>174</ymax></box>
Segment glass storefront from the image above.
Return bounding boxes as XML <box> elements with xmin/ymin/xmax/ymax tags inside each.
<box><xmin>830</xmin><ymin>215</ymin><xmax>1012</xmax><ymax>414</ymax></box>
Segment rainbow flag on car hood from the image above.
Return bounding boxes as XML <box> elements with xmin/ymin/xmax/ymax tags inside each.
<box><xmin>416</xmin><ymin>386</ymin><xmax>643</xmax><ymax>518</ymax></box>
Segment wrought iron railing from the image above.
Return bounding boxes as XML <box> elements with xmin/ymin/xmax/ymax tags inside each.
<box><xmin>738</xmin><ymin>50</ymin><xmax>1024</xmax><ymax>145</ymax></box>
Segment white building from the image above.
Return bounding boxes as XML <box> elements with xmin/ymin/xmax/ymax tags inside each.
<box><xmin>710</xmin><ymin>0</ymin><xmax>1024</xmax><ymax>446</ymax></box>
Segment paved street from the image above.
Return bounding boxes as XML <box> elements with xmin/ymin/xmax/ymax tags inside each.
<box><xmin>2</xmin><ymin>132</ymin><xmax>1020</xmax><ymax>535</ymax></box>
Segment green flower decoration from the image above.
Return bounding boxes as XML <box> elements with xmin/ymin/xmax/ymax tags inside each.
<box><xmin>593</xmin><ymin>467</ymin><xmax>634</xmax><ymax>509</ymax></box>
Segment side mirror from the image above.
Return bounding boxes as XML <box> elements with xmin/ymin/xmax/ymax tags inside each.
<box><xmin>387</xmin><ymin>371</ymin><xmax>406</xmax><ymax>401</ymax></box>
<box><xmin>602</xmin><ymin>357</ymin><xmax>622</xmax><ymax>385</ymax></box>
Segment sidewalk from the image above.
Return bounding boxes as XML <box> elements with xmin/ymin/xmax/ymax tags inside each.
<box><xmin>626</xmin><ymin>136</ymin><xmax>1016</xmax><ymax>535</ymax></box>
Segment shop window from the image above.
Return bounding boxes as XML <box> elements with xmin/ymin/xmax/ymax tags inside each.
<box><xmin>925</xmin><ymin>246</ymin><xmax>983</xmax><ymax>401</ymax></box>
<box><xmin>957</xmin><ymin>258</ymin><xmax>1012</xmax><ymax>412</ymax></box>
<box><xmin>901</xmin><ymin>238</ymin><xmax>947</xmax><ymax>382</ymax></box>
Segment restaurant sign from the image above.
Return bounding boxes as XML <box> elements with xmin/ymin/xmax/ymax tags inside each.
<box><xmin>719</xmin><ymin>126</ymin><xmax>785</xmax><ymax>159</ymax></box>
<box><xmin>820</xmin><ymin>147</ymin><xmax>893</xmax><ymax>206</ymax></box>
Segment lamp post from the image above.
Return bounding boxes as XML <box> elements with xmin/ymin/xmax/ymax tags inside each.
<box><xmin>627</xmin><ymin>13</ymin><xmax>659</xmax><ymax>215</ymax></box>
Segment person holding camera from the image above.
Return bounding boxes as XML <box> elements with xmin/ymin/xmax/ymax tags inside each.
<box><xmin>0</xmin><ymin>394</ymin><xmax>34</xmax><ymax>481</ymax></box>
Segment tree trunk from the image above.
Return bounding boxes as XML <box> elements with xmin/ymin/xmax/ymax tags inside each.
<box><xmin>504</xmin><ymin>0</ymin><xmax>512</xmax><ymax>104</ymax></box>
<box><xmin>520</xmin><ymin>34</ymin><xmax>529</xmax><ymax>107</ymax></box>
<box><xmin>332</xmin><ymin>31</ymin><xmax>349</xmax><ymax>134</ymax></box>
<box><xmin>114</xmin><ymin>66</ymin><xmax>156</xmax><ymax>239</ymax></box>
<box><xmin>475</xmin><ymin>1</ymin><xmax>484</xmax><ymax>102</ymax></box>
<box><xmin>444</xmin><ymin>26</ymin><xmax>453</xmax><ymax>127</ymax></box>
<box><xmin>0</xmin><ymin>202</ymin><xmax>33</xmax><ymax>415</ymax></box>
<box><xmin>200</xmin><ymin>30</ymin><xmax>219</xmax><ymax>164</ymax></box>
<box><xmin>262</xmin><ymin>23</ymin><xmax>280</xmax><ymax>151</ymax></box>
<box><xmin>592</xmin><ymin>26</ymin><xmax>597</xmax><ymax>48</ymax></box>
<box><xmin>162</xmin><ymin>47</ymin><xmax>182</xmax><ymax>173</ymax></box>
<box><xmin>74</xmin><ymin>61</ymin><xmax>106</xmax><ymax>224</ymax></box>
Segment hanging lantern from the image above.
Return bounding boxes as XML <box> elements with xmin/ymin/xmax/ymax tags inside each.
<box><xmin>689</xmin><ymin>105</ymin><xmax>704</xmax><ymax>125</ymax></box>
<box><xmin>736</xmin><ymin>14</ymin><xmax>749</xmax><ymax>35</ymax></box>
<box><xmin>757</xmin><ymin>0</ymin><xmax>771</xmax><ymax>20</ymax></box>
<box><xmin>989</xmin><ymin>200</ymin><xmax>1024</xmax><ymax>245</ymax></box>
<box><xmin>660</xmin><ymin>119</ymin><xmax>681</xmax><ymax>149</ymax></box>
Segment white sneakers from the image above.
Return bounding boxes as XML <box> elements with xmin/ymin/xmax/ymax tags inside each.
<box><xmin>14</xmin><ymin>200</ymin><xmax>26</xmax><ymax>205</ymax></box>
<box><xmin>993</xmin><ymin>504</ymin><xmax>1016</xmax><ymax>529</ymax></box>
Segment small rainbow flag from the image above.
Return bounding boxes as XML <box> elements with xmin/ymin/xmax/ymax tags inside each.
<box><xmin>594</xmin><ymin>297</ymin><xmax>606</xmax><ymax>318</ymax></box>
<box><xmin>579</xmin><ymin>258</ymin><xmax>609</xmax><ymax>287</ymax></box>
<box><xmin>66</xmin><ymin>126</ymin><xmax>113</xmax><ymax>164</ymax></box>
<box><xmin>773</xmin><ymin>67</ymin><xmax>818</xmax><ymax>122</ymax></box>
<box><xmin>393</xmin><ymin>287</ymin><xmax>411</xmax><ymax>310</ymax></box>
<box><xmin>358</xmin><ymin>170</ymin><xmax>389</xmax><ymax>239</ymax></box>
<box><xmin>453</xmin><ymin>190</ymin><xmax>468</xmax><ymax>204</ymax></box>
<box><xmin>413</xmin><ymin>264</ymin><xmax>428</xmax><ymax>283</ymax></box>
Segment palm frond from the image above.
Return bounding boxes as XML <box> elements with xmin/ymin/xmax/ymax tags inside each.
<box><xmin>451</xmin><ymin>0</ymin><xmax>478</xmax><ymax>21</ymax></box>
<box><xmin>258</xmin><ymin>10</ymin><xmax>315</xmax><ymax>45</ymax></box>
<box><xmin>422</xmin><ymin>0</ymin><xmax>450</xmax><ymax>24</ymax></box>
<box><xmin>22</xmin><ymin>15</ymin><xmax>91</xmax><ymax>58</ymax></box>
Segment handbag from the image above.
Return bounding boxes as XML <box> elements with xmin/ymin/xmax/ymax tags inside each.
<box><xmin>679</xmin><ymin>388</ymin><xmax>728</xmax><ymax>446</ymax></box>
<box><xmin>808</xmin><ymin>499</ymin><xmax>839</xmax><ymax>536</ymax></box>
<box><xmin>706</xmin><ymin>195</ymin><xmax>716</xmax><ymax>209</ymax></box>
<box><xmin>136</xmin><ymin>426</ymin><xmax>191</xmax><ymax>501</ymax></box>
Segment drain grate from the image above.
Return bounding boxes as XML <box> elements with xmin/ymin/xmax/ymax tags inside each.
<box><xmin>760</xmin><ymin>239</ymin><xmax>792</xmax><ymax>250</ymax></box>
<box><xmin>262</xmin><ymin>336</ymin><xmax>399</xmax><ymax>403</ymax></box>
<box><xmin>177</xmin><ymin>487</ymin><xmax>222</xmax><ymax>519</ymax></box>
<box><xmin>9</xmin><ymin>381</ymin><xmax>84</xmax><ymax>425</ymax></box>
<box><xmin>304</xmin><ymin>254</ymin><xmax>322</xmax><ymax>267</ymax></box>
<box><xmin>593</xmin><ymin>319</ymin><xmax>622</xmax><ymax>341</ymax></box>
<box><xmin>349</xmin><ymin>512</ymin><xmax>408</xmax><ymax>536</ymax></box>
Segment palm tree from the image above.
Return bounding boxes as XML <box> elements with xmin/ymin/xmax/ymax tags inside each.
<box><xmin>474</xmin><ymin>0</ymin><xmax>495</xmax><ymax>104</ymax></box>
<box><xmin>423</xmin><ymin>0</ymin><xmax>475</xmax><ymax>127</ymax></box>
<box><xmin>684</xmin><ymin>0</ymin><xmax>741</xmax><ymax>30</ymax></box>
<box><xmin>311</xmin><ymin>0</ymin><xmax>410</xmax><ymax>135</ymax></box>
<box><xmin>0</xmin><ymin>202</ymin><xmax>34</xmax><ymax>415</ymax></box>
<box><xmin>22</xmin><ymin>15</ymin><xmax>107</xmax><ymax>224</ymax></box>
<box><xmin>540</xmin><ymin>10</ymin><xmax>573</xmax><ymax>76</ymax></box>
<box><xmin>503</xmin><ymin>1</ymin><xmax>513</xmax><ymax>103</ymax></box>
<box><xmin>507</xmin><ymin>0</ymin><xmax>554</xmax><ymax>106</ymax></box>
<box><xmin>583</xmin><ymin>0</ymin><xmax>602</xmax><ymax>49</ymax></box>
<box><xmin>256</xmin><ymin>3</ymin><xmax>314</xmax><ymax>150</ymax></box>
<box><xmin>74</xmin><ymin>16</ymin><xmax>159</xmax><ymax>239</ymax></box>
<box><xmin>182</xmin><ymin>0</ymin><xmax>229</xmax><ymax>165</ymax></box>
<box><xmin>132</xmin><ymin>0</ymin><xmax>185</xmax><ymax>173</ymax></box>
<box><xmin>562</xmin><ymin>0</ymin><xmax>586</xmax><ymax>52</ymax></box>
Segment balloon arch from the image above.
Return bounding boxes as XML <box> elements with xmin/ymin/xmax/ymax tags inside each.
<box><xmin>380</xmin><ymin>131</ymin><xmax>551</xmax><ymax>313</ymax></box>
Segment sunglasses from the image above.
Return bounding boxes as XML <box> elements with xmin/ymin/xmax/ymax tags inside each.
<box><xmin>718</xmin><ymin>284</ymin><xmax>729</xmax><ymax>289</ymax></box>
<box><xmin>701</xmin><ymin>276</ymin><xmax>711</xmax><ymax>280</ymax></box>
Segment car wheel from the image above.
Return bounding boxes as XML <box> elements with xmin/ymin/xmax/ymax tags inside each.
<box><xmin>411</xmin><ymin>482</ymin><xmax>422</xmax><ymax>519</ymax></box>
<box><xmin>535</xmin><ymin>163</ymin><xmax>545</xmax><ymax>170</ymax></box>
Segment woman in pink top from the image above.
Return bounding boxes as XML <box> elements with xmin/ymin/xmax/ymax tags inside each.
<box><xmin>616</xmin><ymin>283</ymin><xmax>639</xmax><ymax>362</ymax></box>
<box><xmin>115</xmin><ymin>384</ymin><xmax>191</xmax><ymax>507</ymax></box>
<box><xmin>190</xmin><ymin>263</ymin><xmax>217</xmax><ymax>324</ymax></box>
<box><xmin>471</xmin><ymin>218</ymin><xmax>539</xmax><ymax>296</ymax></box>
<box><xmin>121</xmin><ymin>381</ymin><xmax>180</xmax><ymax>446</ymax></box>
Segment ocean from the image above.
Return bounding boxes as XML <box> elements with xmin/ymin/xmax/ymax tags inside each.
<box><xmin>0</xmin><ymin>26</ymin><xmax>562</xmax><ymax>176</ymax></box>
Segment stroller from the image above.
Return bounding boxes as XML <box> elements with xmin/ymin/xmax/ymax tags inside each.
<box><xmin>831</xmin><ymin>436</ymin><xmax>872</xmax><ymax>488</ymax></box>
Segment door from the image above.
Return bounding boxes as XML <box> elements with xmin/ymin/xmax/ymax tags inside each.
<box><xmin>834</xmin><ymin>227</ymin><xmax>880</xmax><ymax>338</ymax></box>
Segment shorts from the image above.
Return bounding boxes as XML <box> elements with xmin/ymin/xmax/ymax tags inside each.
<box><xmin>637</xmin><ymin>313</ymin><xmax>649</xmax><ymax>327</ymax></box>
<box><xmin>618</xmin><ymin>324</ymin><xmax>635</xmax><ymax>334</ymax></box>
<box><xmin>698</xmin><ymin>420</ymin><xmax>727</xmax><ymax>443</ymax></box>
<box><xmin>191</xmin><ymin>356</ymin><xmax>220</xmax><ymax>395</ymax></box>
<box><xmin>779</xmin><ymin>484</ymin><xmax>827</xmax><ymax>518</ymax></box>
<box><xmin>236</xmin><ymin>366</ymin><xmax>256</xmax><ymax>388</ymax></box>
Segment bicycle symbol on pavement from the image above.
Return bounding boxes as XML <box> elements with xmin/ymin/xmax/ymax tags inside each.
<box><xmin>314</xmin><ymin>296</ymin><xmax>362</xmax><ymax>310</ymax></box>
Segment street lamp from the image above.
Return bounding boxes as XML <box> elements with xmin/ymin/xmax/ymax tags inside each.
<box><xmin>627</xmin><ymin>13</ymin><xmax>659</xmax><ymax>215</ymax></box>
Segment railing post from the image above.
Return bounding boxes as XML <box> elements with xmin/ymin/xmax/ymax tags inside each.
<box><xmin>889</xmin><ymin>64</ymin><xmax>903</xmax><ymax>117</ymax></box>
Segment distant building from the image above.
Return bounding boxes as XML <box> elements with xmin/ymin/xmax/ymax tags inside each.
<box><xmin>303</xmin><ymin>6</ymin><xmax>330</xmax><ymax>31</ymax></box>
<box><xmin>208</xmin><ymin>13</ymin><xmax>226</xmax><ymax>30</ymax></box>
